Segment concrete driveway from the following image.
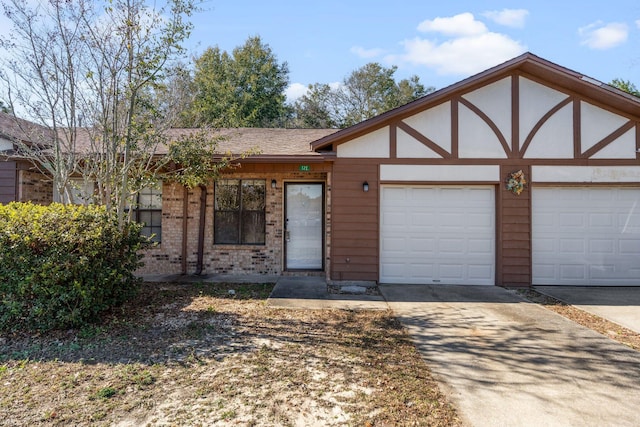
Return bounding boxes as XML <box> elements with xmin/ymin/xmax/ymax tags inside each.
<box><xmin>535</xmin><ymin>286</ymin><xmax>640</xmax><ymax>334</ymax></box>
<box><xmin>379</xmin><ymin>284</ymin><xmax>640</xmax><ymax>427</ymax></box>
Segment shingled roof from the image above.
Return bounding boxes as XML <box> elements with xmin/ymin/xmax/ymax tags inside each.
<box><xmin>0</xmin><ymin>112</ymin><xmax>54</xmax><ymax>146</ymax></box>
<box><xmin>165</xmin><ymin>127</ymin><xmax>338</xmax><ymax>158</ymax></box>
<box><xmin>0</xmin><ymin>111</ymin><xmax>338</xmax><ymax>160</ymax></box>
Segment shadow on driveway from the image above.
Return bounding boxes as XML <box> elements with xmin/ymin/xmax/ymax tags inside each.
<box><xmin>380</xmin><ymin>284</ymin><xmax>640</xmax><ymax>427</ymax></box>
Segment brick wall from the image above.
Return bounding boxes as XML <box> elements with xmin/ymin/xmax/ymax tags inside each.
<box><xmin>18</xmin><ymin>169</ymin><xmax>53</xmax><ymax>204</ymax></box>
<box><xmin>138</xmin><ymin>166</ymin><xmax>331</xmax><ymax>278</ymax></box>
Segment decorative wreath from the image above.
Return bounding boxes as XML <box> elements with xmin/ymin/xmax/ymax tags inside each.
<box><xmin>506</xmin><ymin>170</ymin><xmax>527</xmax><ymax>195</ymax></box>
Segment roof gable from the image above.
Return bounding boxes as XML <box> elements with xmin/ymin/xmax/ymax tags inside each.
<box><xmin>312</xmin><ymin>52</ymin><xmax>640</xmax><ymax>152</ymax></box>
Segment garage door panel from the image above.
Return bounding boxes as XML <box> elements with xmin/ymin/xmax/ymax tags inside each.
<box><xmin>590</xmin><ymin>239</ymin><xmax>614</xmax><ymax>253</ymax></box>
<box><xmin>619</xmin><ymin>211</ymin><xmax>640</xmax><ymax>229</ymax></box>
<box><xmin>381</xmin><ymin>263</ymin><xmax>405</xmax><ymax>279</ymax></box>
<box><xmin>381</xmin><ymin>185</ymin><xmax>495</xmax><ymax>285</ymax></box>
<box><xmin>441</xmin><ymin>213</ymin><xmax>466</xmax><ymax>227</ymax></box>
<box><xmin>560</xmin><ymin>264</ymin><xmax>587</xmax><ymax>280</ymax></box>
<box><xmin>468</xmin><ymin>264</ymin><xmax>494</xmax><ymax>280</ymax></box>
<box><xmin>591</xmin><ymin>264</ymin><xmax>616</xmax><ymax>279</ymax></box>
<box><xmin>590</xmin><ymin>213</ymin><xmax>613</xmax><ymax>227</ymax></box>
<box><xmin>533</xmin><ymin>187</ymin><xmax>640</xmax><ymax>285</ymax></box>
<box><xmin>535</xmin><ymin>212</ymin><xmax>554</xmax><ymax>227</ymax></box>
<box><xmin>559</xmin><ymin>213</ymin><xmax>584</xmax><ymax>227</ymax></box>
<box><xmin>412</xmin><ymin>212</ymin><xmax>435</xmax><ymax>227</ymax></box>
<box><xmin>409</xmin><ymin>238</ymin><xmax>435</xmax><ymax>253</ymax></box>
<box><xmin>559</xmin><ymin>239</ymin><xmax>585</xmax><ymax>254</ymax></box>
<box><xmin>409</xmin><ymin>263</ymin><xmax>435</xmax><ymax>278</ymax></box>
<box><xmin>439</xmin><ymin>238</ymin><xmax>465</xmax><ymax>254</ymax></box>
<box><xmin>439</xmin><ymin>264</ymin><xmax>465</xmax><ymax>281</ymax></box>
<box><xmin>535</xmin><ymin>264</ymin><xmax>555</xmax><ymax>280</ymax></box>
<box><xmin>468</xmin><ymin>239</ymin><xmax>493</xmax><ymax>253</ymax></box>
<box><xmin>384</xmin><ymin>211</ymin><xmax>407</xmax><ymax>226</ymax></box>
<box><xmin>384</xmin><ymin>187</ymin><xmax>406</xmax><ymax>201</ymax></box>
<box><xmin>533</xmin><ymin>238</ymin><xmax>555</xmax><ymax>252</ymax></box>
<box><xmin>466</xmin><ymin>213</ymin><xmax>494</xmax><ymax>229</ymax></box>
<box><xmin>381</xmin><ymin>237</ymin><xmax>406</xmax><ymax>252</ymax></box>
<box><xmin>411</xmin><ymin>188</ymin><xmax>437</xmax><ymax>205</ymax></box>
<box><xmin>619</xmin><ymin>239</ymin><xmax>640</xmax><ymax>254</ymax></box>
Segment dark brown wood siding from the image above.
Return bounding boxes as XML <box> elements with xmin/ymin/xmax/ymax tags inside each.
<box><xmin>498</xmin><ymin>164</ymin><xmax>531</xmax><ymax>286</ymax></box>
<box><xmin>330</xmin><ymin>159</ymin><xmax>379</xmax><ymax>281</ymax></box>
<box><xmin>0</xmin><ymin>161</ymin><xmax>17</xmax><ymax>204</ymax></box>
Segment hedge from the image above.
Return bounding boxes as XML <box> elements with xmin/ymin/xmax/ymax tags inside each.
<box><xmin>0</xmin><ymin>202</ymin><xmax>150</xmax><ymax>331</ymax></box>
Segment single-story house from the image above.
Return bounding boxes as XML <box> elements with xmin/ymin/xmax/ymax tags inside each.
<box><xmin>2</xmin><ymin>52</ymin><xmax>640</xmax><ymax>287</ymax></box>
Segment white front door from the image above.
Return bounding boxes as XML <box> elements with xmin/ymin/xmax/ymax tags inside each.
<box><xmin>380</xmin><ymin>185</ymin><xmax>495</xmax><ymax>285</ymax></box>
<box><xmin>285</xmin><ymin>183</ymin><xmax>324</xmax><ymax>270</ymax></box>
<box><xmin>532</xmin><ymin>187</ymin><xmax>640</xmax><ymax>285</ymax></box>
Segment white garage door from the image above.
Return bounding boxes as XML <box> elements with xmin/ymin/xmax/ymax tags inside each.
<box><xmin>380</xmin><ymin>186</ymin><xmax>495</xmax><ymax>285</ymax></box>
<box><xmin>532</xmin><ymin>187</ymin><xmax>640</xmax><ymax>286</ymax></box>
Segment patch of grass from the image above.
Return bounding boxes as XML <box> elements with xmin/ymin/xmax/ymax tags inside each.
<box><xmin>221</xmin><ymin>409</ymin><xmax>237</xmax><ymax>420</ymax></box>
<box><xmin>119</xmin><ymin>365</ymin><xmax>156</xmax><ymax>388</ymax></box>
<box><xmin>93</xmin><ymin>386</ymin><xmax>118</xmax><ymax>400</ymax></box>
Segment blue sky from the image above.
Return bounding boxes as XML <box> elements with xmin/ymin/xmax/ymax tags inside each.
<box><xmin>1</xmin><ymin>1</ymin><xmax>639</xmax><ymax>103</ymax></box>
<box><xmin>187</xmin><ymin>0</ymin><xmax>640</xmax><ymax>101</ymax></box>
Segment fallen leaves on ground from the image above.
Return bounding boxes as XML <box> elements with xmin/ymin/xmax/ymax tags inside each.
<box><xmin>0</xmin><ymin>282</ymin><xmax>460</xmax><ymax>427</ymax></box>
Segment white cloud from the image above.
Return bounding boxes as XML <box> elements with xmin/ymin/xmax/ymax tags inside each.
<box><xmin>482</xmin><ymin>9</ymin><xmax>529</xmax><ymax>28</ymax></box>
<box><xmin>350</xmin><ymin>46</ymin><xmax>385</xmax><ymax>59</ymax></box>
<box><xmin>579</xmin><ymin>21</ymin><xmax>628</xmax><ymax>50</ymax></box>
<box><xmin>285</xmin><ymin>83</ymin><xmax>308</xmax><ymax>102</ymax></box>
<box><xmin>636</xmin><ymin>19</ymin><xmax>640</xmax><ymax>29</ymax></box>
<box><xmin>417</xmin><ymin>12</ymin><xmax>487</xmax><ymax>36</ymax></box>
<box><xmin>391</xmin><ymin>33</ymin><xmax>525</xmax><ymax>75</ymax></box>
<box><xmin>384</xmin><ymin>12</ymin><xmax>526</xmax><ymax>76</ymax></box>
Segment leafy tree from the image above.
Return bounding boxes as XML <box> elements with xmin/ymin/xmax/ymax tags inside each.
<box><xmin>290</xmin><ymin>83</ymin><xmax>336</xmax><ymax>128</ymax></box>
<box><xmin>610</xmin><ymin>78</ymin><xmax>640</xmax><ymax>97</ymax></box>
<box><xmin>187</xmin><ymin>36</ymin><xmax>290</xmax><ymax>127</ymax></box>
<box><xmin>0</xmin><ymin>100</ymin><xmax>8</xmax><ymax>113</ymax></box>
<box><xmin>292</xmin><ymin>63</ymin><xmax>433</xmax><ymax>128</ymax></box>
<box><xmin>0</xmin><ymin>0</ymin><xmax>246</xmax><ymax>226</ymax></box>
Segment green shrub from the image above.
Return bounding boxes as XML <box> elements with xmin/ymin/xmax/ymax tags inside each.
<box><xmin>0</xmin><ymin>202</ymin><xmax>150</xmax><ymax>331</ymax></box>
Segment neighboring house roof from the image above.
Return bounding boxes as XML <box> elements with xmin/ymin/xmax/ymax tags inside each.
<box><xmin>311</xmin><ymin>52</ymin><xmax>640</xmax><ymax>151</ymax></box>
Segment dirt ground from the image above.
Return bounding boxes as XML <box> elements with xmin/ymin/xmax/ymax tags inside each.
<box><xmin>0</xmin><ymin>282</ymin><xmax>460</xmax><ymax>426</ymax></box>
<box><xmin>2</xmin><ymin>282</ymin><xmax>639</xmax><ymax>427</ymax></box>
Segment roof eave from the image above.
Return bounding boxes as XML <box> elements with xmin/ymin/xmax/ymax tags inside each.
<box><xmin>213</xmin><ymin>153</ymin><xmax>330</xmax><ymax>164</ymax></box>
<box><xmin>310</xmin><ymin>52</ymin><xmax>640</xmax><ymax>151</ymax></box>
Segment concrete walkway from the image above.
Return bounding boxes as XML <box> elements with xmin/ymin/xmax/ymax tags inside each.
<box><xmin>535</xmin><ymin>286</ymin><xmax>640</xmax><ymax>334</ymax></box>
<box><xmin>380</xmin><ymin>284</ymin><xmax>640</xmax><ymax>427</ymax></box>
<box><xmin>267</xmin><ymin>276</ymin><xmax>388</xmax><ymax>310</ymax></box>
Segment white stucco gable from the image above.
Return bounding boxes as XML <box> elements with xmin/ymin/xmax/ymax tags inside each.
<box><xmin>316</xmin><ymin>53</ymin><xmax>640</xmax><ymax>166</ymax></box>
<box><xmin>336</xmin><ymin>126</ymin><xmax>389</xmax><ymax>158</ymax></box>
